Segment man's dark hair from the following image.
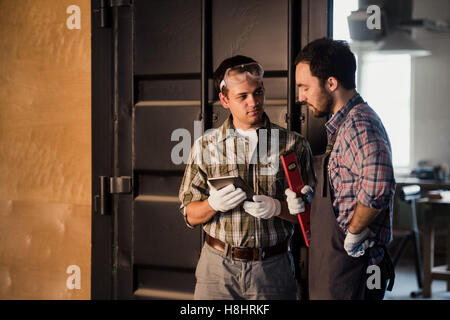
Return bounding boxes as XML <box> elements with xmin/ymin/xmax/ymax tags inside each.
<box><xmin>294</xmin><ymin>38</ymin><xmax>356</xmax><ymax>90</ymax></box>
<box><xmin>213</xmin><ymin>55</ymin><xmax>257</xmax><ymax>96</ymax></box>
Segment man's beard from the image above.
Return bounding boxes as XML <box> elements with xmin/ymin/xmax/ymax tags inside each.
<box><xmin>308</xmin><ymin>90</ymin><xmax>334</xmax><ymax>118</ymax></box>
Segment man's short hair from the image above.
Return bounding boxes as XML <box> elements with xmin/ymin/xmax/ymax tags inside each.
<box><xmin>213</xmin><ymin>55</ymin><xmax>257</xmax><ymax>96</ymax></box>
<box><xmin>294</xmin><ymin>38</ymin><xmax>356</xmax><ymax>90</ymax></box>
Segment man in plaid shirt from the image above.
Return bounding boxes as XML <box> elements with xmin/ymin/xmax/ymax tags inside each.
<box><xmin>179</xmin><ymin>55</ymin><xmax>315</xmax><ymax>300</ymax></box>
<box><xmin>325</xmin><ymin>93</ymin><xmax>395</xmax><ymax>266</ymax></box>
<box><xmin>291</xmin><ymin>38</ymin><xmax>396</xmax><ymax>300</ymax></box>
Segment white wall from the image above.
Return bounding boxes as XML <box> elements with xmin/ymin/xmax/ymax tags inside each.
<box><xmin>411</xmin><ymin>0</ymin><xmax>450</xmax><ymax>169</ymax></box>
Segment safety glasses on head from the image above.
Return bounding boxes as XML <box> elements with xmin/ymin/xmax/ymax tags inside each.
<box><xmin>219</xmin><ymin>62</ymin><xmax>264</xmax><ymax>92</ymax></box>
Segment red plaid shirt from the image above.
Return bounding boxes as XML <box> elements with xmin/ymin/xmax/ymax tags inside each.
<box><xmin>326</xmin><ymin>93</ymin><xmax>396</xmax><ymax>265</ymax></box>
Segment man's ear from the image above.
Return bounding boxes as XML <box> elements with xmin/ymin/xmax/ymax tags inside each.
<box><xmin>325</xmin><ymin>76</ymin><xmax>339</xmax><ymax>93</ymax></box>
<box><xmin>219</xmin><ymin>92</ymin><xmax>230</xmax><ymax>109</ymax></box>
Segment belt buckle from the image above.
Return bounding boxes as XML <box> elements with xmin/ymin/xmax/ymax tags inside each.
<box><xmin>230</xmin><ymin>246</ymin><xmax>235</xmax><ymax>260</ymax></box>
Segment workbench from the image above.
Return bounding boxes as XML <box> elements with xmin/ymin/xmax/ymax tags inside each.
<box><xmin>417</xmin><ymin>191</ymin><xmax>450</xmax><ymax>298</ymax></box>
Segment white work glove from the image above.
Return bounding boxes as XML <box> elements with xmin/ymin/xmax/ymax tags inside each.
<box><xmin>344</xmin><ymin>227</ymin><xmax>376</xmax><ymax>258</ymax></box>
<box><xmin>284</xmin><ymin>185</ymin><xmax>314</xmax><ymax>215</ymax></box>
<box><xmin>243</xmin><ymin>195</ymin><xmax>281</xmax><ymax>219</ymax></box>
<box><xmin>207</xmin><ymin>182</ymin><xmax>247</xmax><ymax>213</ymax></box>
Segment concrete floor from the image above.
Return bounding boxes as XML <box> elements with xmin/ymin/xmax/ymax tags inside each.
<box><xmin>385</xmin><ymin>259</ymin><xmax>450</xmax><ymax>300</ymax></box>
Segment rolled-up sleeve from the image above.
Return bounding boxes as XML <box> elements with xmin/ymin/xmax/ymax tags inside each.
<box><xmin>349</xmin><ymin>119</ymin><xmax>396</xmax><ymax>210</ymax></box>
<box><xmin>178</xmin><ymin>138</ymin><xmax>208</xmax><ymax>228</ymax></box>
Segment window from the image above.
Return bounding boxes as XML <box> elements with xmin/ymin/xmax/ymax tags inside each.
<box><xmin>359</xmin><ymin>53</ymin><xmax>411</xmax><ymax>168</ymax></box>
<box><xmin>332</xmin><ymin>0</ymin><xmax>358</xmax><ymax>42</ymax></box>
<box><xmin>333</xmin><ymin>0</ymin><xmax>412</xmax><ymax>168</ymax></box>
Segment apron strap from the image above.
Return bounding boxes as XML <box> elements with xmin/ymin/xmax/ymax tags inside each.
<box><xmin>382</xmin><ymin>246</ymin><xmax>396</xmax><ymax>291</ymax></box>
<box><xmin>321</xmin><ymin>154</ymin><xmax>330</xmax><ymax>198</ymax></box>
<box><xmin>372</xmin><ymin>245</ymin><xmax>395</xmax><ymax>292</ymax></box>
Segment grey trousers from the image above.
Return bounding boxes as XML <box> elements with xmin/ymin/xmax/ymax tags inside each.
<box><xmin>194</xmin><ymin>241</ymin><xmax>298</xmax><ymax>300</ymax></box>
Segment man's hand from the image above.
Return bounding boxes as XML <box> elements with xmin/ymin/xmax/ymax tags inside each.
<box><xmin>207</xmin><ymin>183</ymin><xmax>247</xmax><ymax>213</ymax></box>
<box><xmin>344</xmin><ymin>227</ymin><xmax>376</xmax><ymax>257</ymax></box>
<box><xmin>243</xmin><ymin>195</ymin><xmax>281</xmax><ymax>219</ymax></box>
<box><xmin>284</xmin><ymin>185</ymin><xmax>313</xmax><ymax>215</ymax></box>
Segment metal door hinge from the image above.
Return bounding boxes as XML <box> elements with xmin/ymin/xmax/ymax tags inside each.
<box><xmin>94</xmin><ymin>176</ymin><xmax>132</xmax><ymax>215</ymax></box>
<box><xmin>109</xmin><ymin>176</ymin><xmax>132</xmax><ymax>193</ymax></box>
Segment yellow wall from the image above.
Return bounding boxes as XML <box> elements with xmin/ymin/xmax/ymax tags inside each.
<box><xmin>0</xmin><ymin>0</ymin><xmax>91</xmax><ymax>299</ymax></box>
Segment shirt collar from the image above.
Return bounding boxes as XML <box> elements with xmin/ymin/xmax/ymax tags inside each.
<box><xmin>325</xmin><ymin>93</ymin><xmax>362</xmax><ymax>141</ymax></box>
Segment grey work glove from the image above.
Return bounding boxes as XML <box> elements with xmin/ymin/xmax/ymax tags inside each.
<box><xmin>344</xmin><ymin>227</ymin><xmax>376</xmax><ymax>257</ymax></box>
<box><xmin>207</xmin><ymin>182</ymin><xmax>246</xmax><ymax>213</ymax></box>
<box><xmin>243</xmin><ymin>195</ymin><xmax>281</xmax><ymax>219</ymax></box>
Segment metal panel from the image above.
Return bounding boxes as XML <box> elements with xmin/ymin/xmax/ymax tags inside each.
<box><xmin>113</xmin><ymin>4</ymin><xmax>134</xmax><ymax>299</ymax></box>
<box><xmin>134</xmin><ymin>0</ymin><xmax>202</xmax><ymax>75</ymax></box>
<box><xmin>138</xmin><ymin>173</ymin><xmax>183</xmax><ymax>195</ymax></box>
<box><xmin>263</xmin><ymin>78</ymin><xmax>288</xmax><ymax>100</ymax></box>
<box><xmin>138</xmin><ymin>79</ymin><xmax>201</xmax><ymax>101</ymax></box>
<box><xmin>212</xmin><ymin>0</ymin><xmax>288</xmax><ymax>70</ymax></box>
<box><xmin>134</xmin><ymin>268</ymin><xmax>195</xmax><ymax>300</ymax></box>
<box><xmin>288</xmin><ymin>0</ymin><xmax>302</xmax><ymax>132</ymax></box>
<box><xmin>91</xmin><ymin>0</ymin><xmax>114</xmax><ymax>300</ymax></box>
<box><xmin>134</xmin><ymin>104</ymin><xmax>201</xmax><ymax>171</ymax></box>
<box><xmin>134</xmin><ymin>195</ymin><xmax>202</xmax><ymax>268</ymax></box>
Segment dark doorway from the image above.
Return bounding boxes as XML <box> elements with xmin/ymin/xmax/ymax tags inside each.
<box><xmin>91</xmin><ymin>0</ymin><xmax>331</xmax><ymax>300</ymax></box>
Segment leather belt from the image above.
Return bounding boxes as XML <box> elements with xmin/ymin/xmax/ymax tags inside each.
<box><xmin>206</xmin><ymin>234</ymin><xmax>288</xmax><ymax>261</ymax></box>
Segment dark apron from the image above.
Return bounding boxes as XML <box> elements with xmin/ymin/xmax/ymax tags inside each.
<box><xmin>308</xmin><ymin>96</ymin><xmax>394</xmax><ymax>300</ymax></box>
<box><xmin>308</xmin><ymin>152</ymin><xmax>369</xmax><ymax>300</ymax></box>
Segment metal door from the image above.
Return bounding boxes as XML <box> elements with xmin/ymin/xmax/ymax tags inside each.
<box><xmin>91</xmin><ymin>0</ymin><xmax>331</xmax><ymax>300</ymax></box>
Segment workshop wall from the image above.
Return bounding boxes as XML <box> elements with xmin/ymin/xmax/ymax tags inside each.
<box><xmin>411</xmin><ymin>0</ymin><xmax>450</xmax><ymax>169</ymax></box>
<box><xmin>0</xmin><ymin>0</ymin><xmax>91</xmax><ymax>299</ymax></box>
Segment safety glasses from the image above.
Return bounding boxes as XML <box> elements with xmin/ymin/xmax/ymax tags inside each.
<box><xmin>219</xmin><ymin>62</ymin><xmax>264</xmax><ymax>92</ymax></box>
